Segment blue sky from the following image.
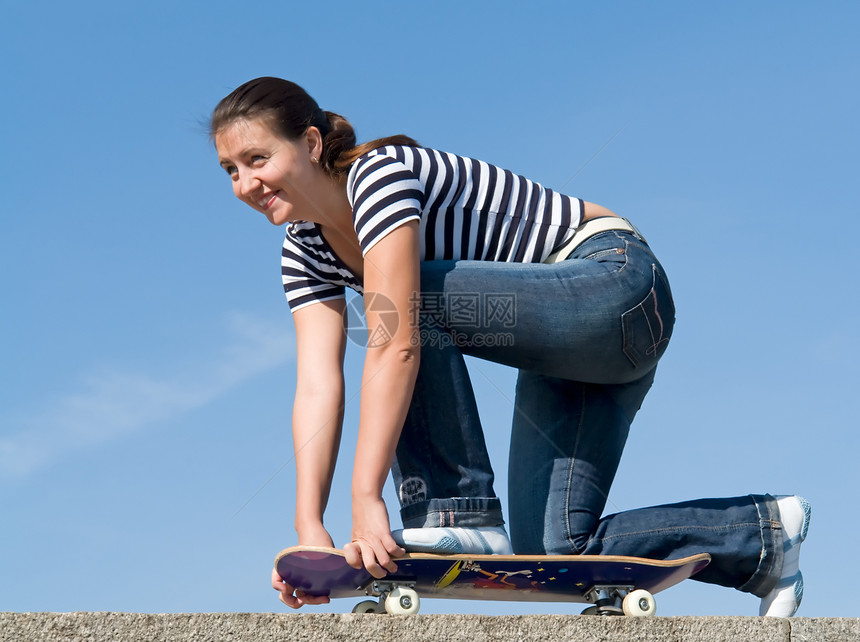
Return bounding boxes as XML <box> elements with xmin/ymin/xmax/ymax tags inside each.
<box><xmin>2</xmin><ymin>0</ymin><xmax>858</xmax><ymax>617</ymax></box>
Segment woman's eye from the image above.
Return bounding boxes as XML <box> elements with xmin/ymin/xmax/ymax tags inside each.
<box><xmin>251</xmin><ymin>155</ymin><xmax>267</xmax><ymax>165</ymax></box>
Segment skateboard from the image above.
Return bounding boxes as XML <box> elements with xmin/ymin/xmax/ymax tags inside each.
<box><xmin>274</xmin><ymin>546</ymin><xmax>710</xmax><ymax>616</ymax></box>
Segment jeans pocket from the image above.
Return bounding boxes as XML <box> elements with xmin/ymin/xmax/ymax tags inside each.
<box><xmin>582</xmin><ymin>244</ymin><xmax>628</xmax><ymax>268</ymax></box>
<box><xmin>621</xmin><ymin>264</ymin><xmax>674</xmax><ymax>368</ymax></box>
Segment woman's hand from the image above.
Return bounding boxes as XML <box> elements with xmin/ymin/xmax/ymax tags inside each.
<box><xmin>343</xmin><ymin>495</ymin><xmax>405</xmax><ymax>578</ymax></box>
<box><xmin>271</xmin><ymin>567</ymin><xmax>332</xmax><ymax>609</ymax></box>
<box><xmin>271</xmin><ymin>524</ymin><xmax>335</xmax><ymax>608</ymax></box>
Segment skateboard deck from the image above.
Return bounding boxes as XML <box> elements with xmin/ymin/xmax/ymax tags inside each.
<box><xmin>274</xmin><ymin>546</ymin><xmax>710</xmax><ymax>615</ymax></box>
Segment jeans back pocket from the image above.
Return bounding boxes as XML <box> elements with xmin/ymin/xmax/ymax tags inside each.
<box><xmin>621</xmin><ymin>264</ymin><xmax>675</xmax><ymax>368</ymax></box>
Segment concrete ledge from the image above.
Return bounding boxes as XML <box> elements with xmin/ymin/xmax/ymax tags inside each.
<box><xmin>1</xmin><ymin>613</ymin><xmax>858</xmax><ymax>642</ymax></box>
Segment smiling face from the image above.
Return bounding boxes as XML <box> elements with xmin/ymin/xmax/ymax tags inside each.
<box><xmin>215</xmin><ymin>118</ymin><xmax>323</xmax><ymax>226</ymax></box>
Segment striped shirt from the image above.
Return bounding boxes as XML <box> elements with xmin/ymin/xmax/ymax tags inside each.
<box><xmin>281</xmin><ymin>145</ymin><xmax>583</xmax><ymax>311</ymax></box>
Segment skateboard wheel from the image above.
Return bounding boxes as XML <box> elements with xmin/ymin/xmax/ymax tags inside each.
<box><xmin>352</xmin><ymin>600</ymin><xmax>383</xmax><ymax>614</ymax></box>
<box><xmin>622</xmin><ymin>589</ymin><xmax>656</xmax><ymax>617</ymax></box>
<box><xmin>384</xmin><ymin>587</ymin><xmax>420</xmax><ymax>615</ymax></box>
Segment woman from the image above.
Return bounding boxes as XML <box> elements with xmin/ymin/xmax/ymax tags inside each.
<box><xmin>211</xmin><ymin>77</ymin><xmax>809</xmax><ymax>616</ymax></box>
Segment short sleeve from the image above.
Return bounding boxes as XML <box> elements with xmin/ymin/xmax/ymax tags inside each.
<box><xmin>281</xmin><ymin>224</ymin><xmax>347</xmax><ymax>312</ymax></box>
<box><xmin>347</xmin><ymin>151</ymin><xmax>425</xmax><ymax>255</ymax></box>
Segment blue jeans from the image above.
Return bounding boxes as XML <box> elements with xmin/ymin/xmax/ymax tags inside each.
<box><xmin>391</xmin><ymin>229</ymin><xmax>782</xmax><ymax>596</ymax></box>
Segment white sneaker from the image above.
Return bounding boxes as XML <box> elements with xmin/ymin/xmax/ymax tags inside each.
<box><xmin>392</xmin><ymin>526</ymin><xmax>513</xmax><ymax>555</ymax></box>
<box><xmin>760</xmin><ymin>496</ymin><xmax>811</xmax><ymax>617</ymax></box>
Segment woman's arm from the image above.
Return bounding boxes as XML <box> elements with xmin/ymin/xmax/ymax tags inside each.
<box><xmin>343</xmin><ymin>221</ymin><xmax>420</xmax><ymax>577</ymax></box>
<box><xmin>291</xmin><ymin>298</ymin><xmax>348</xmax><ymax>543</ymax></box>
<box><xmin>272</xmin><ymin>298</ymin><xmax>347</xmax><ymax>609</ymax></box>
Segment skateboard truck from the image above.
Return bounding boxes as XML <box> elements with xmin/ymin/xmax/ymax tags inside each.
<box><xmin>581</xmin><ymin>585</ymin><xmax>656</xmax><ymax>616</ymax></box>
<box><xmin>352</xmin><ymin>579</ymin><xmax>421</xmax><ymax>615</ymax></box>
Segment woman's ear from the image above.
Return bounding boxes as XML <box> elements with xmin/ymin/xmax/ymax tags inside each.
<box><xmin>306</xmin><ymin>126</ymin><xmax>324</xmax><ymax>161</ymax></box>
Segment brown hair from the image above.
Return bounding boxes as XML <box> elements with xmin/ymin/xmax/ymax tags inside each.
<box><xmin>210</xmin><ymin>77</ymin><xmax>419</xmax><ymax>177</ymax></box>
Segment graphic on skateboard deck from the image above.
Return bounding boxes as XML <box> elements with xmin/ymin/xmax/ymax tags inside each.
<box><xmin>274</xmin><ymin>546</ymin><xmax>710</xmax><ymax>616</ymax></box>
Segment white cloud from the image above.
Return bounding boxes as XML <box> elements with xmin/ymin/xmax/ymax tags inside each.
<box><xmin>0</xmin><ymin>313</ymin><xmax>295</xmax><ymax>478</ymax></box>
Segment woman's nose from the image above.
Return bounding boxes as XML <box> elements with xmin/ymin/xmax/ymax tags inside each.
<box><xmin>236</xmin><ymin>171</ymin><xmax>259</xmax><ymax>199</ymax></box>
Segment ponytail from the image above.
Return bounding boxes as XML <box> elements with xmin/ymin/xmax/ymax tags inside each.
<box><xmin>321</xmin><ymin>110</ymin><xmax>419</xmax><ymax>177</ymax></box>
